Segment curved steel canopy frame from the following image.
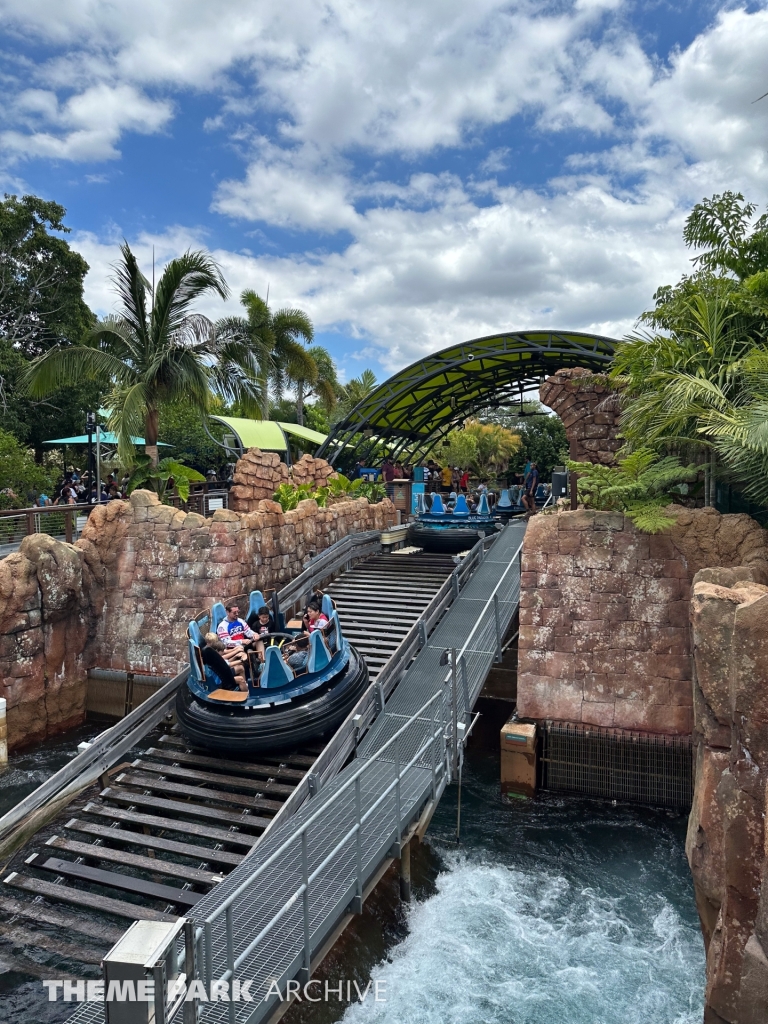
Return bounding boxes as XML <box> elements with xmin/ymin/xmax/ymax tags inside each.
<box><xmin>316</xmin><ymin>330</ymin><xmax>618</xmax><ymax>465</ymax></box>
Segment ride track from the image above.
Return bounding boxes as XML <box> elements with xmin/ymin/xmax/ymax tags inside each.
<box><xmin>0</xmin><ymin>522</ymin><xmax>525</xmax><ymax>1022</ymax></box>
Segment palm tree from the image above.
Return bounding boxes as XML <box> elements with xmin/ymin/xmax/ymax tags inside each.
<box><xmin>219</xmin><ymin>290</ymin><xmax>314</xmax><ymax>419</ymax></box>
<box><xmin>290</xmin><ymin>345</ymin><xmax>339</xmax><ymax>426</ymax></box>
<box><xmin>23</xmin><ymin>243</ymin><xmax>262</xmax><ymax>466</ymax></box>
<box><xmin>610</xmin><ymin>292</ymin><xmax>758</xmax><ymax>505</ymax></box>
<box><xmin>334</xmin><ymin>369</ymin><xmax>378</xmax><ymax>421</ymax></box>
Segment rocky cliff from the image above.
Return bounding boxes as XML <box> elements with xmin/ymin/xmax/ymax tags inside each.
<box><xmin>688</xmin><ymin>569</ymin><xmax>768</xmax><ymax>1023</ymax></box>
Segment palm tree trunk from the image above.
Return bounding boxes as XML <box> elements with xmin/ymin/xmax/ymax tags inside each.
<box><xmin>296</xmin><ymin>382</ymin><xmax>304</xmax><ymax>426</ymax></box>
<box><xmin>145</xmin><ymin>407</ymin><xmax>160</xmax><ymax>467</ymax></box>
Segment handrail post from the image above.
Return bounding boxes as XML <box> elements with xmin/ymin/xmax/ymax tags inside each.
<box><xmin>25</xmin><ymin>510</ymin><xmax>34</xmax><ymax>537</ymax></box>
<box><xmin>450</xmin><ymin>648</ymin><xmax>458</xmax><ymax>778</ymax></box>
<box><xmin>226</xmin><ymin>905</ymin><xmax>236</xmax><ymax>1024</ymax></box>
<box><xmin>301</xmin><ymin>831</ymin><xmax>311</xmax><ymax>982</ymax></box>
<box><xmin>460</xmin><ymin>655</ymin><xmax>470</xmax><ymax>724</ymax></box>
<box><xmin>430</xmin><ymin>699</ymin><xmax>437</xmax><ymax>799</ymax></box>
<box><xmin>204</xmin><ymin>921</ymin><xmax>213</xmax><ymax>993</ymax></box>
<box><xmin>452</xmin><ymin>572</ymin><xmax>459</xmax><ymax>599</ymax></box>
<box><xmin>354</xmin><ymin>775</ymin><xmax>363</xmax><ymax>913</ymax></box>
<box><xmin>493</xmin><ymin>594</ymin><xmax>502</xmax><ymax>663</ymax></box>
<box><xmin>183</xmin><ymin>919</ymin><xmax>197</xmax><ymax>1024</ymax></box>
<box><xmin>394</xmin><ymin>736</ymin><xmax>401</xmax><ymax>847</ymax></box>
<box><xmin>65</xmin><ymin>508</ymin><xmax>73</xmax><ymax>544</ymax></box>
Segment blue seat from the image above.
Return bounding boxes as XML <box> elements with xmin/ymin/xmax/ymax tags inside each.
<box><xmin>430</xmin><ymin>493</ymin><xmax>445</xmax><ymax>514</ymax></box>
<box><xmin>262</xmin><ymin>645</ymin><xmax>294</xmax><ymax>688</ymax></box>
<box><xmin>329</xmin><ymin>610</ymin><xmax>342</xmax><ymax>652</ymax></box>
<box><xmin>307</xmin><ymin>629</ymin><xmax>332</xmax><ymax>673</ymax></box>
<box><xmin>188</xmin><ymin>620</ymin><xmax>203</xmax><ymax>646</ymax></box>
<box><xmin>247</xmin><ymin>590</ymin><xmax>267</xmax><ymax>621</ymax></box>
<box><xmin>321</xmin><ymin>593</ymin><xmax>335</xmax><ymax>619</ymax></box>
<box><xmin>414</xmin><ymin>491</ymin><xmax>427</xmax><ymax>514</ymax></box>
<box><xmin>476</xmin><ymin>492</ymin><xmax>490</xmax><ymax>515</ymax></box>
<box><xmin>497</xmin><ymin>489</ymin><xmax>512</xmax><ymax>508</ymax></box>
<box><xmin>453</xmin><ymin>494</ymin><xmax>470</xmax><ymax>516</ymax></box>
<box><xmin>189</xmin><ymin>639</ymin><xmax>206</xmax><ymax>686</ymax></box>
<box><xmin>210</xmin><ymin>601</ymin><xmax>227</xmax><ymax>633</ymax></box>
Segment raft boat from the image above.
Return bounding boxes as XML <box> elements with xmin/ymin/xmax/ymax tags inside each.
<box><xmin>176</xmin><ymin>591</ymin><xmax>368</xmax><ymax>754</ymax></box>
<box><xmin>407</xmin><ymin>491</ymin><xmax>501</xmax><ymax>554</ymax></box>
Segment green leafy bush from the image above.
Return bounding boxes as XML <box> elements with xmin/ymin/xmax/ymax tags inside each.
<box><xmin>272</xmin><ymin>473</ymin><xmax>387</xmax><ymax>511</ymax></box>
<box><xmin>567</xmin><ymin>449</ymin><xmax>699</xmax><ymax>533</ymax></box>
<box><xmin>0</xmin><ymin>426</ymin><xmax>56</xmax><ymax>506</ymax></box>
<box><xmin>127</xmin><ymin>456</ymin><xmax>205</xmax><ymax>503</ymax></box>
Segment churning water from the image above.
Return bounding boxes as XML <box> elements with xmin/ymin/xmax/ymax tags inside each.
<box><xmin>339</xmin><ymin>746</ymin><xmax>705</xmax><ymax>1024</ymax></box>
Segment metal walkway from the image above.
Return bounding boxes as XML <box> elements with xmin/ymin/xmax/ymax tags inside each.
<box><xmin>164</xmin><ymin>522</ymin><xmax>525</xmax><ymax>1024</ymax></box>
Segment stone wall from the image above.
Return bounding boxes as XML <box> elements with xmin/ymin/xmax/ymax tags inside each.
<box><xmin>229</xmin><ymin>449</ymin><xmax>337</xmax><ymax>511</ymax></box>
<box><xmin>517</xmin><ymin>507</ymin><xmax>768</xmax><ymax>734</ymax></box>
<box><xmin>687</xmin><ymin>570</ymin><xmax>768</xmax><ymax>1024</ymax></box>
<box><xmin>539</xmin><ymin>367</ymin><xmax>622</xmax><ymax>465</ymax></box>
<box><xmin>0</xmin><ymin>455</ymin><xmax>396</xmax><ymax>749</ymax></box>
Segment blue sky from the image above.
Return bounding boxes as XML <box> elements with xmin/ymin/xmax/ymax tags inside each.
<box><xmin>2</xmin><ymin>0</ymin><xmax>768</xmax><ymax>383</ymax></box>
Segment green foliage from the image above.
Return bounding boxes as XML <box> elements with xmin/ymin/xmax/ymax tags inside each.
<box><xmin>682</xmin><ymin>191</ymin><xmax>768</xmax><ymax>281</ymax></box>
<box><xmin>332</xmin><ymin>369</ymin><xmax>378</xmax><ymax>422</ymax></box>
<box><xmin>0</xmin><ymin>426</ymin><xmax>56</xmax><ymax>506</ymax></box>
<box><xmin>568</xmin><ymin>449</ymin><xmax>699</xmax><ymax>533</ymax></box>
<box><xmin>0</xmin><ymin>193</ymin><xmax>94</xmax><ymax>356</ymax></box>
<box><xmin>127</xmin><ymin>456</ymin><xmax>205</xmax><ymax>503</ymax></box>
<box><xmin>272</xmin><ymin>472</ymin><xmax>386</xmax><ymax>512</ymax></box>
<box><xmin>490</xmin><ymin>402</ymin><xmax>569</xmax><ymax>479</ymax></box>
<box><xmin>433</xmin><ymin>431</ymin><xmax>478</xmax><ymax>470</ymax></box>
<box><xmin>158</xmin><ymin>401</ymin><xmax>228</xmax><ymax>474</ymax></box>
<box><xmin>24</xmin><ymin>242</ymin><xmax>262</xmax><ymax>467</ymax></box>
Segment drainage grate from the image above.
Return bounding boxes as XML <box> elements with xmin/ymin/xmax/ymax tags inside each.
<box><xmin>539</xmin><ymin>722</ymin><xmax>694</xmax><ymax>809</ymax></box>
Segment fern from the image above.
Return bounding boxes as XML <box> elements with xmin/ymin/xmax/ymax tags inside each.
<box><xmin>567</xmin><ymin>449</ymin><xmax>699</xmax><ymax>533</ymax></box>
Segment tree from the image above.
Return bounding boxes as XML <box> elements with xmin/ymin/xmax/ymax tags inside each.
<box><xmin>23</xmin><ymin>243</ymin><xmax>262</xmax><ymax>466</ymax></box>
<box><xmin>682</xmin><ymin>191</ymin><xmax>768</xmax><ymax>281</ymax></box>
<box><xmin>0</xmin><ymin>194</ymin><xmax>94</xmax><ymax>356</ymax></box>
<box><xmin>290</xmin><ymin>345</ymin><xmax>339</xmax><ymax>426</ymax></box>
<box><xmin>434</xmin><ymin>420</ymin><xmax>519</xmax><ymax>478</ymax></box>
<box><xmin>431</xmin><ymin>431</ymin><xmax>478</xmax><ymax>471</ymax></box>
<box><xmin>220</xmin><ymin>290</ymin><xmax>314</xmax><ymax>419</ymax></box>
<box><xmin>332</xmin><ymin>369</ymin><xmax>378</xmax><ymax>422</ymax></box>
<box><xmin>157</xmin><ymin>400</ymin><xmax>229</xmax><ymax>474</ymax></box>
<box><xmin>481</xmin><ymin>400</ymin><xmax>568</xmax><ymax>479</ymax></box>
<box><xmin>0</xmin><ymin>426</ymin><xmax>56</xmax><ymax>507</ymax></box>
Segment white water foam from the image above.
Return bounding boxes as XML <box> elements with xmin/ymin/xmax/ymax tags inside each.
<box><xmin>343</xmin><ymin>851</ymin><xmax>703</xmax><ymax>1024</ymax></box>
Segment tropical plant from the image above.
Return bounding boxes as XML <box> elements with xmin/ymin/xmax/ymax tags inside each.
<box><xmin>22</xmin><ymin>243</ymin><xmax>262</xmax><ymax>466</ymax></box>
<box><xmin>272</xmin><ymin>481</ymin><xmax>327</xmax><ymax>512</ymax></box>
<box><xmin>568</xmin><ymin>449</ymin><xmax>699</xmax><ymax>533</ymax></box>
<box><xmin>333</xmin><ymin>369</ymin><xmax>378</xmax><ymax>421</ymax></box>
<box><xmin>290</xmin><ymin>345</ymin><xmax>339</xmax><ymax>426</ymax></box>
<box><xmin>271</xmin><ymin>473</ymin><xmax>386</xmax><ymax>511</ymax></box>
<box><xmin>127</xmin><ymin>455</ymin><xmax>205</xmax><ymax>503</ymax></box>
<box><xmin>462</xmin><ymin>420</ymin><xmax>520</xmax><ymax>477</ymax></box>
<box><xmin>219</xmin><ymin>290</ymin><xmax>314</xmax><ymax>419</ymax></box>
<box><xmin>0</xmin><ymin>426</ymin><xmax>56</xmax><ymax>507</ymax></box>
<box><xmin>350</xmin><ymin>477</ymin><xmax>387</xmax><ymax>503</ymax></box>
<box><xmin>431</xmin><ymin>431</ymin><xmax>478</xmax><ymax>471</ymax></box>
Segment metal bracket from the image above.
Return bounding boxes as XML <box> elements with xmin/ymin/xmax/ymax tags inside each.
<box><xmin>307</xmin><ymin>774</ymin><xmax>318</xmax><ymax>797</ymax></box>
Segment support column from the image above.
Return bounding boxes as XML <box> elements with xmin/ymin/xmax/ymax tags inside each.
<box><xmin>399</xmin><ymin>839</ymin><xmax>411</xmax><ymax>902</ymax></box>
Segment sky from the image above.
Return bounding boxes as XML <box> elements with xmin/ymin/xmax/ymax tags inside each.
<box><xmin>2</xmin><ymin>0</ymin><xmax>768</xmax><ymax>383</ymax></box>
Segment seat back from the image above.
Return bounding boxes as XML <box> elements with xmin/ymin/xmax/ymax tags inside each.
<box><xmin>210</xmin><ymin>601</ymin><xmax>227</xmax><ymax>633</ymax></box>
<box><xmin>415</xmin><ymin>491</ymin><xmax>427</xmax><ymax>515</ymax></box>
<box><xmin>329</xmin><ymin>610</ymin><xmax>342</xmax><ymax>652</ymax></box>
<box><xmin>430</xmin><ymin>492</ymin><xmax>445</xmax><ymax>514</ymax></box>
<box><xmin>307</xmin><ymin>629</ymin><xmax>332</xmax><ymax>673</ymax></box>
<box><xmin>476</xmin><ymin>492</ymin><xmax>490</xmax><ymax>515</ymax></box>
<box><xmin>188</xmin><ymin>620</ymin><xmax>203</xmax><ymax>646</ymax></box>
<box><xmin>497</xmin><ymin>489</ymin><xmax>512</xmax><ymax>508</ymax></box>
<box><xmin>247</xmin><ymin>590</ymin><xmax>266</xmax><ymax>620</ymax></box>
<box><xmin>453</xmin><ymin>494</ymin><xmax>470</xmax><ymax>516</ymax></box>
<box><xmin>262</xmin><ymin>645</ymin><xmax>295</xmax><ymax>688</ymax></box>
<box><xmin>321</xmin><ymin>593</ymin><xmax>335</xmax><ymax>619</ymax></box>
<box><xmin>189</xmin><ymin>639</ymin><xmax>206</xmax><ymax>686</ymax></box>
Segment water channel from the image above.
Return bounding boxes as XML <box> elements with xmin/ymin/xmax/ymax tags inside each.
<box><xmin>0</xmin><ymin>726</ymin><xmax>704</xmax><ymax>1024</ymax></box>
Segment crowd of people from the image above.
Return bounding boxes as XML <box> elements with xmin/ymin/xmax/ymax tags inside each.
<box><xmin>27</xmin><ymin>466</ymin><xmax>131</xmax><ymax>508</ymax></box>
<box><xmin>198</xmin><ymin>590</ymin><xmax>337</xmax><ymax>692</ymax></box>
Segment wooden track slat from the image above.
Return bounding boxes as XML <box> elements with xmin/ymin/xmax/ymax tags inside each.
<box><xmin>114</xmin><ymin>774</ymin><xmax>284</xmax><ymax>812</ymax></box>
<box><xmin>145</xmin><ymin>746</ymin><xmax>305</xmax><ymax>780</ymax></box>
<box><xmin>99</xmin><ymin>788</ymin><xmax>272</xmax><ymax>827</ymax></box>
<box><xmin>65</xmin><ymin>819</ymin><xmax>242</xmax><ymax>866</ymax></box>
<box><xmin>82</xmin><ymin>803</ymin><xmax>259</xmax><ymax>847</ymax></box>
<box><xmin>0</xmin><ymin>894</ymin><xmax>124</xmax><ymax>943</ymax></box>
<box><xmin>132</xmin><ymin>759</ymin><xmax>295</xmax><ymax>796</ymax></box>
<box><xmin>3</xmin><ymin>873</ymin><xmax>176</xmax><ymax>922</ymax></box>
<box><xmin>46</xmin><ymin>836</ymin><xmax>225</xmax><ymax>885</ymax></box>
<box><xmin>156</xmin><ymin>733</ymin><xmax>315</xmax><ymax>769</ymax></box>
<box><xmin>30</xmin><ymin>854</ymin><xmax>202</xmax><ymax>907</ymax></box>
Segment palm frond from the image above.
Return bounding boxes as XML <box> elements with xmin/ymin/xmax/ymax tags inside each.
<box><xmin>22</xmin><ymin>344</ymin><xmax>131</xmax><ymax>397</ymax></box>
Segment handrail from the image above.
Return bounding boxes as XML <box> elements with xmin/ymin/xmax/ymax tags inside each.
<box><xmin>0</xmin><ymin>502</ymin><xmax>93</xmax><ymax>518</ymax></box>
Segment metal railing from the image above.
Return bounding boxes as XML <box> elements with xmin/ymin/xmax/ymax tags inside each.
<box><xmin>0</xmin><ymin>502</ymin><xmax>93</xmax><ymax>548</ymax></box>
<box><xmin>185</xmin><ymin>688</ymin><xmax>450</xmax><ymax>1024</ymax></box>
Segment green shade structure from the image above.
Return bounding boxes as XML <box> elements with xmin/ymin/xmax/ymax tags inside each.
<box><xmin>210</xmin><ymin>416</ymin><xmax>328</xmax><ymax>456</ymax></box>
<box><xmin>315</xmin><ymin>330</ymin><xmax>619</xmax><ymax>465</ymax></box>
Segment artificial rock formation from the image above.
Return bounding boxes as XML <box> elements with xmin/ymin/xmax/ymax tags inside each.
<box><xmin>0</xmin><ymin>450</ymin><xmax>395</xmax><ymax>749</ymax></box>
<box><xmin>517</xmin><ymin>507</ymin><xmax>768</xmax><ymax>734</ymax></box>
<box><xmin>228</xmin><ymin>449</ymin><xmax>337</xmax><ymax>511</ymax></box>
<box><xmin>688</xmin><ymin>570</ymin><xmax>768</xmax><ymax>1024</ymax></box>
<box><xmin>540</xmin><ymin>367</ymin><xmax>622</xmax><ymax>466</ymax></box>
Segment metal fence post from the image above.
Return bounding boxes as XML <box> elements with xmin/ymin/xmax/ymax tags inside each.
<box><xmin>301</xmin><ymin>831</ymin><xmax>311</xmax><ymax>981</ymax></box>
<box><xmin>183</xmin><ymin>920</ymin><xmax>197</xmax><ymax>1024</ymax></box>
<box><xmin>394</xmin><ymin>736</ymin><xmax>402</xmax><ymax>845</ymax></box>
<box><xmin>493</xmin><ymin>594</ymin><xmax>502</xmax><ymax>663</ymax></box>
<box><xmin>430</xmin><ymin>699</ymin><xmax>437</xmax><ymax>799</ymax></box>
<box><xmin>354</xmin><ymin>775</ymin><xmax>363</xmax><ymax>913</ymax></box>
<box><xmin>460</xmin><ymin>655</ymin><xmax>470</xmax><ymax>723</ymax></box>
<box><xmin>418</xmin><ymin>619</ymin><xmax>427</xmax><ymax>649</ymax></box>
<box><xmin>450</xmin><ymin>648</ymin><xmax>458</xmax><ymax>778</ymax></box>
<box><xmin>452</xmin><ymin>572</ymin><xmax>459</xmax><ymax>599</ymax></box>
<box><xmin>226</xmin><ymin>906</ymin><xmax>236</xmax><ymax>1024</ymax></box>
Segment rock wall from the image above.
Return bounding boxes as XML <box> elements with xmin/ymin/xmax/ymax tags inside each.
<box><xmin>229</xmin><ymin>449</ymin><xmax>337</xmax><ymax>511</ymax></box>
<box><xmin>539</xmin><ymin>367</ymin><xmax>622</xmax><ymax>465</ymax></box>
<box><xmin>517</xmin><ymin>507</ymin><xmax>768</xmax><ymax>734</ymax></box>
<box><xmin>688</xmin><ymin>570</ymin><xmax>768</xmax><ymax>1024</ymax></box>
<box><xmin>0</xmin><ymin>472</ymin><xmax>396</xmax><ymax>749</ymax></box>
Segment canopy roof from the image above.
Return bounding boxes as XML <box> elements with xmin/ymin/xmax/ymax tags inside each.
<box><xmin>315</xmin><ymin>330</ymin><xmax>618</xmax><ymax>464</ymax></box>
<box><xmin>210</xmin><ymin>416</ymin><xmax>328</xmax><ymax>454</ymax></box>
<box><xmin>43</xmin><ymin>433</ymin><xmax>171</xmax><ymax>447</ymax></box>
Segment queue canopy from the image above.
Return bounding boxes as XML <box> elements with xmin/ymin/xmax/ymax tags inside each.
<box><xmin>42</xmin><ymin>433</ymin><xmax>171</xmax><ymax>446</ymax></box>
<box><xmin>210</xmin><ymin>416</ymin><xmax>328</xmax><ymax>455</ymax></box>
<box><xmin>315</xmin><ymin>329</ymin><xmax>618</xmax><ymax>465</ymax></box>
